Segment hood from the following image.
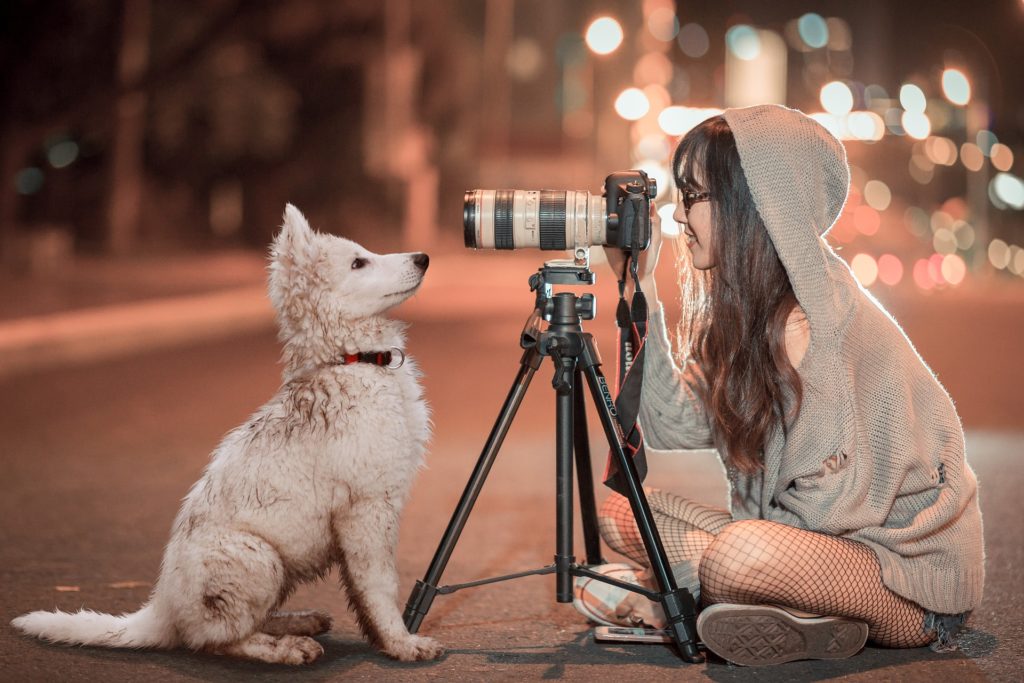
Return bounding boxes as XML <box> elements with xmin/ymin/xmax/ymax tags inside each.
<box><xmin>722</xmin><ymin>104</ymin><xmax>852</xmax><ymax>336</ymax></box>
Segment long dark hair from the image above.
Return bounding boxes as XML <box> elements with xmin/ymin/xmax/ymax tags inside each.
<box><xmin>671</xmin><ymin>115</ymin><xmax>803</xmax><ymax>475</ymax></box>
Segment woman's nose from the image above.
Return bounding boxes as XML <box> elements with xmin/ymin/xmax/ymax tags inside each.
<box><xmin>673</xmin><ymin>204</ymin><xmax>686</xmax><ymax>224</ymax></box>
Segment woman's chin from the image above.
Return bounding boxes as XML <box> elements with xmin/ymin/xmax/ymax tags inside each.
<box><xmin>687</xmin><ymin>247</ymin><xmax>715</xmax><ymax>270</ymax></box>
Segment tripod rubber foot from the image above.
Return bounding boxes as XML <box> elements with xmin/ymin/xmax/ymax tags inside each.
<box><xmin>661</xmin><ymin>587</ymin><xmax>704</xmax><ymax>663</ymax></box>
<box><xmin>677</xmin><ymin>639</ymin><xmax>705</xmax><ymax>663</ymax></box>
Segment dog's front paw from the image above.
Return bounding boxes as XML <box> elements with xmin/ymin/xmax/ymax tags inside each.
<box><xmin>383</xmin><ymin>634</ymin><xmax>445</xmax><ymax>662</ymax></box>
<box><xmin>279</xmin><ymin>635</ymin><xmax>325</xmax><ymax>665</ymax></box>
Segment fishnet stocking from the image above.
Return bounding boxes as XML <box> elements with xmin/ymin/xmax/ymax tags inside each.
<box><xmin>599</xmin><ymin>490</ymin><xmax>730</xmax><ymax>573</ymax></box>
<box><xmin>597</xmin><ymin>490</ymin><xmax>935</xmax><ymax>648</ymax></box>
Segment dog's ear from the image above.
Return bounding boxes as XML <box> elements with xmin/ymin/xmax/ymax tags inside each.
<box><xmin>273</xmin><ymin>204</ymin><xmax>319</xmax><ymax>266</ymax></box>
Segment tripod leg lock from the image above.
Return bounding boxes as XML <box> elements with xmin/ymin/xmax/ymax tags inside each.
<box><xmin>660</xmin><ymin>588</ymin><xmax>705</xmax><ymax>663</ymax></box>
<box><xmin>555</xmin><ymin>553</ymin><xmax>576</xmax><ymax>602</ymax></box>
<box><xmin>403</xmin><ymin>579</ymin><xmax>439</xmax><ymax>634</ymax></box>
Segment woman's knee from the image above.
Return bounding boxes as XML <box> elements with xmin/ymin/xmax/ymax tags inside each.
<box><xmin>698</xmin><ymin>519</ymin><xmax>790</xmax><ymax>595</ymax></box>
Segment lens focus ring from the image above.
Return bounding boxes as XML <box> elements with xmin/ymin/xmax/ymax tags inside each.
<box><xmin>539</xmin><ymin>191</ymin><xmax>567</xmax><ymax>250</ymax></box>
<box><xmin>493</xmin><ymin>190</ymin><xmax>514</xmax><ymax>249</ymax></box>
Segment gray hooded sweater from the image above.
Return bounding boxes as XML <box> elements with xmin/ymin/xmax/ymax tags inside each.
<box><xmin>639</xmin><ymin>104</ymin><xmax>984</xmax><ymax>616</ymax></box>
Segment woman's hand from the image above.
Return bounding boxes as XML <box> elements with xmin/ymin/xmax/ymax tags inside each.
<box><xmin>603</xmin><ymin>200</ymin><xmax>663</xmax><ymax>286</ymax></box>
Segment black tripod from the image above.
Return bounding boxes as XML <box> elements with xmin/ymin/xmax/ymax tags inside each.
<box><xmin>403</xmin><ymin>262</ymin><xmax>703</xmax><ymax>663</ymax></box>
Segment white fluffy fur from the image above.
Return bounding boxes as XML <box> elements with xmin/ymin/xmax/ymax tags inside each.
<box><xmin>12</xmin><ymin>205</ymin><xmax>443</xmax><ymax>665</ymax></box>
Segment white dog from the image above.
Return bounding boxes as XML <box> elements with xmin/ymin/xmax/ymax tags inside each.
<box><xmin>12</xmin><ymin>205</ymin><xmax>444</xmax><ymax>665</ymax></box>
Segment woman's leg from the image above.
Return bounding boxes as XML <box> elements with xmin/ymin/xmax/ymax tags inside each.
<box><xmin>698</xmin><ymin>519</ymin><xmax>933</xmax><ymax>648</ymax></box>
<box><xmin>598</xmin><ymin>489</ymin><xmax>732</xmax><ymax>570</ymax></box>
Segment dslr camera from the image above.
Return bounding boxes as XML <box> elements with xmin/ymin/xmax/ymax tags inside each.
<box><xmin>463</xmin><ymin>170</ymin><xmax>656</xmax><ymax>263</ymax></box>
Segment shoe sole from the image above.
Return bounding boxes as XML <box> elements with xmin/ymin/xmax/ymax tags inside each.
<box><xmin>697</xmin><ymin>604</ymin><xmax>868</xmax><ymax>666</ymax></box>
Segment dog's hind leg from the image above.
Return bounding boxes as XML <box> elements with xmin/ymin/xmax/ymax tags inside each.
<box><xmin>334</xmin><ymin>500</ymin><xmax>445</xmax><ymax>662</ymax></box>
<box><xmin>166</xmin><ymin>530</ymin><xmax>322</xmax><ymax>664</ymax></box>
<box><xmin>261</xmin><ymin>610</ymin><xmax>333</xmax><ymax>637</ymax></box>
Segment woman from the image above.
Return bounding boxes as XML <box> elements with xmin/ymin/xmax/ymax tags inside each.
<box><xmin>580</xmin><ymin>104</ymin><xmax>984</xmax><ymax>666</ymax></box>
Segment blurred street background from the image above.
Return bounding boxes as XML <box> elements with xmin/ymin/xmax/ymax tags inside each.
<box><xmin>1</xmin><ymin>1</ymin><xmax>1022</xmax><ymax>680</ymax></box>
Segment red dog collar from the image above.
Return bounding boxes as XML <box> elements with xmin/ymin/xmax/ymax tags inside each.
<box><xmin>333</xmin><ymin>348</ymin><xmax>405</xmax><ymax>369</ymax></box>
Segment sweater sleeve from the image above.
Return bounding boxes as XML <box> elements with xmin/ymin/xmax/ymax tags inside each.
<box><xmin>639</xmin><ymin>304</ymin><xmax>715</xmax><ymax>450</ymax></box>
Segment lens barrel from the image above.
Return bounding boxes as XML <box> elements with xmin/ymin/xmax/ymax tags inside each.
<box><xmin>463</xmin><ymin>189</ymin><xmax>605</xmax><ymax>251</ymax></box>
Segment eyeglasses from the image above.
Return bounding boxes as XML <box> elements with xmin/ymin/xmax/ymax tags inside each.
<box><xmin>681</xmin><ymin>189</ymin><xmax>710</xmax><ymax>212</ymax></box>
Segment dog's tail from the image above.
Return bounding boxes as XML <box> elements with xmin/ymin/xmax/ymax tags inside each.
<box><xmin>11</xmin><ymin>603</ymin><xmax>174</xmax><ymax>649</ymax></box>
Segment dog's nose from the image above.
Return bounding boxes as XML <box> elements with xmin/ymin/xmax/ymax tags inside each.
<box><xmin>412</xmin><ymin>253</ymin><xmax>429</xmax><ymax>271</ymax></box>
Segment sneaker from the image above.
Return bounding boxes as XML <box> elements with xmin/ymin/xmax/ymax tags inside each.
<box><xmin>573</xmin><ymin>563</ymin><xmax>663</xmax><ymax>628</ymax></box>
<box><xmin>696</xmin><ymin>603</ymin><xmax>869</xmax><ymax>666</ymax></box>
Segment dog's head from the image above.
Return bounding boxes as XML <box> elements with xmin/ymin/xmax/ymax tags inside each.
<box><xmin>269</xmin><ymin>205</ymin><xmax>428</xmax><ymax>336</ymax></box>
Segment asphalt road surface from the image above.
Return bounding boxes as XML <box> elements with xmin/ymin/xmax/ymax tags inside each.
<box><xmin>2</xmin><ymin>305</ymin><xmax>1021</xmax><ymax>681</ymax></box>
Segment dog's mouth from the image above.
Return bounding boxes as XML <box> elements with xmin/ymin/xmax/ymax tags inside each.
<box><xmin>384</xmin><ymin>283</ymin><xmax>421</xmax><ymax>299</ymax></box>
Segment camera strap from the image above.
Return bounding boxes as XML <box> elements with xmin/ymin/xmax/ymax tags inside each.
<box><xmin>603</xmin><ymin>253</ymin><xmax>650</xmax><ymax>495</ymax></box>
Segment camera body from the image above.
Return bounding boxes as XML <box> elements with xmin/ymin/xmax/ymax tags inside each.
<box><xmin>603</xmin><ymin>170</ymin><xmax>656</xmax><ymax>253</ymax></box>
<box><xmin>463</xmin><ymin>169</ymin><xmax>657</xmax><ymax>259</ymax></box>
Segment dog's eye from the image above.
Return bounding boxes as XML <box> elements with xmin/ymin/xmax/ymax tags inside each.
<box><xmin>351</xmin><ymin>258</ymin><xmax>368</xmax><ymax>270</ymax></box>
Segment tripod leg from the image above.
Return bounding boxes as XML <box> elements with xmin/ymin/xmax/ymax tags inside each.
<box><xmin>572</xmin><ymin>369</ymin><xmax>604</xmax><ymax>565</ymax></box>
<box><xmin>578</xmin><ymin>361</ymin><xmax>705</xmax><ymax>664</ymax></box>
<box><xmin>403</xmin><ymin>347</ymin><xmax>543</xmax><ymax>633</ymax></box>
<box><xmin>555</xmin><ymin>356</ymin><xmax>576</xmax><ymax>603</ymax></box>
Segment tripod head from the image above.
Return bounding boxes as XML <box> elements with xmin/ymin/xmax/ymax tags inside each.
<box><xmin>522</xmin><ymin>261</ymin><xmax>597</xmax><ymax>350</ymax></box>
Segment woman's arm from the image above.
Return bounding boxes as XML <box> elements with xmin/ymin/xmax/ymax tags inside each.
<box><xmin>606</xmin><ymin>205</ymin><xmax>715</xmax><ymax>451</ymax></box>
<box><xmin>638</xmin><ymin>295</ymin><xmax>716</xmax><ymax>451</ymax></box>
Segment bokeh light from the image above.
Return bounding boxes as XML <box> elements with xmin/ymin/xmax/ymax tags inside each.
<box><xmin>953</xmin><ymin>220</ymin><xmax>976</xmax><ymax>250</ymax></box>
<box><xmin>614</xmin><ymin>88</ymin><xmax>650</xmax><ymax>120</ymax></box>
<box><xmin>47</xmin><ymin>140</ymin><xmax>80</xmax><ymax>169</ymax></box>
<box><xmin>677</xmin><ymin>23</ymin><xmax>709</xmax><ymax>58</ymax></box>
<box><xmin>901</xmin><ymin>111</ymin><xmax>931</xmax><ymax>139</ymax></box>
<box><xmin>851</xmin><ymin>253</ymin><xmax>878</xmax><ymax>286</ymax></box>
<box><xmin>899</xmin><ymin>84</ymin><xmax>927</xmax><ymax>113</ymax></box>
<box><xmin>941</xmin><ymin>197</ymin><xmax>967</xmax><ymax>220</ymax></box>
<box><xmin>863</xmin><ymin>180</ymin><xmax>891</xmax><ymax>211</ymax></box>
<box><xmin>992</xmin><ymin>173</ymin><xmax>1024</xmax><ymax>210</ymax></box>
<box><xmin>913</xmin><ymin>258</ymin><xmax>935</xmax><ymax>290</ymax></box>
<box><xmin>647</xmin><ymin>7</ymin><xmax>679</xmax><ymax>42</ymax></box>
<box><xmin>960</xmin><ymin>143</ymin><xmax>984</xmax><ymax>171</ymax></box>
<box><xmin>976</xmin><ymin>130</ymin><xmax>998</xmax><ymax>155</ymax></box>
<box><xmin>726</xmin><ymin>25</ymin><xmax>761</xmax><ymax>60</ymax></box>
<box><xmin>924</xmin><ymin>136</ymin><xmax>958</xmax><ymax>166</ymax></box>
<box><xmin>988</xmin><ymin>239</ymin><xmax>1010</xmax><ymax>269</ymax></box>
<box><xmin>990</xmin><ymin>143</ymin><xmax>1014</xmax><ymax>172</ymax></box>
<box><xmin>930</xmin><ymin>210</ymin><xmax>954</xmax><ymax>233</ymax></box>
<box><xmin>941</xmin><ymin>68</ymin><xmax>971</xmax><ymax>105</ymax></box>
<box><xmin>933</xmin><ymin>228</ymin><xmax>958</xmax><ymax>254</ymax></box>
<box><xmin>797</xmin><ymin>13</ymin><xmax>829</xmax><ymax>49</ymax></box>
<box><xmin>585</xmin><ymin>17</ymin><xmax>624</xmax><ymax>55</ymax></box>
<box><xmin>941</xmin><ymin>254</ymin><xmax>966</xmax><ymax>285</ymax></box>
<box><xmin>1010</xmin><ymin>247</ymin><xmax>1024</xmax><ymax>276</ymax></box>
<box><xmin>820</xmin><ymin>81</ymin><xmax>854</xmax><ymax>116</ymax></box>
<box><xmin>847</xmin><ymin>111</ymin><xmax>885</xmax><ymax>141</ymax></box>
<box><xmin>877</xmin><ymin>254</ymin><xmax>904</xmax><ymax>285</ymax></box>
